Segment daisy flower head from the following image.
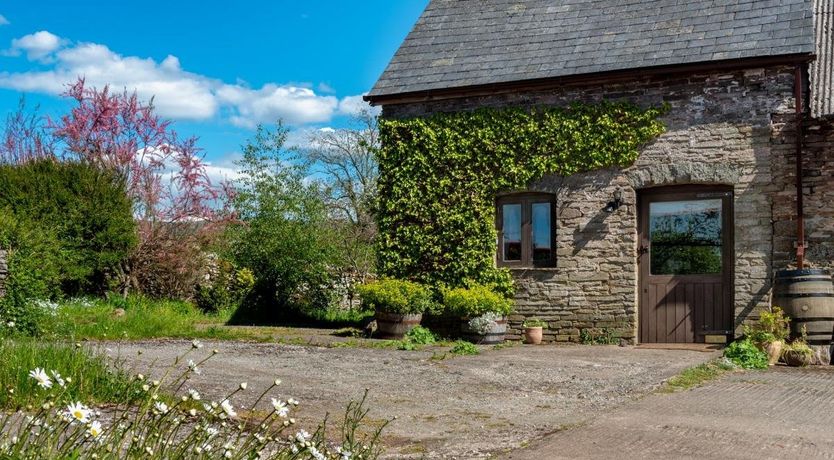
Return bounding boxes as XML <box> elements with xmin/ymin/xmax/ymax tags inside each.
<box><xmin>188</xmin><ymin>388</ymin><xmax>201</xmax><ymax>400</ymax></box>
<box><xmin>29</xmin><ymin>368</ymin><xmax>52</xmax><ymax>389</ymax></box>
<box><xmin>220</xmin><ymin>399</ymin><xmax>237</xmax><ymax>418</ymax></box>
<box><xmin>271</xmin><ymin>398</ymin><xmax>289</xmax><ymax>418</ymax></box>
<box><xmin>87</xmin><ymin>420</ymin><xmax>103</xmax><ymax>438</ymax></box>
<box><xmin>188</xmin><ymin>360</ymin><xmax>201</xmax><ymax>375</ymax></box>
<box><xmin>154</xmin><ymin>401</ymin><xmax>169</xmax><ymax>414</ymax></box>
<box><xmin>65</xmin><ymin>402</ymin><xmax>92</xmax><ymax>424</ymax></box>
<box><xmin>295</xmin><ymin>430</ymin><xmax>311</xmax><ymax>444</ymax></box>
<box><xmin>50</xmin><ymin>370</ymin><xmax>66</xmax><ymax>388</ymax></box>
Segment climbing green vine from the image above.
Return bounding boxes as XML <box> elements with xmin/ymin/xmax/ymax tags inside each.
<box><xmin>376</xmin><ymin>102</ymin><xmax>667</xmax><ymax>296</ymax></box>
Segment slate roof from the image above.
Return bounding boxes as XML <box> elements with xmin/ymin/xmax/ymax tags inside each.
<box><xmin>368</xmin><ymin>0</ymin><xmax>817</xmax><ymax>100</ymax></box>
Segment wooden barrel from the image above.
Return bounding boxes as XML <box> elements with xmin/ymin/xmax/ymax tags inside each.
<box><xmin>462</xmin><ymin>316</ymin><xmax>508</xmax><ymax>345</ymax></box>
<box><xmin>374</xmin><ymin>312</ymin><xmax>422</xmax><ymax>339</ymax></box>
<box><xmin>773</xmin><ymin>269</ymin><xmax>834</xmax><ymax>346</ymax></box>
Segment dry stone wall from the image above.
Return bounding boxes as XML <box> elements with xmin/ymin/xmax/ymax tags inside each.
<box><xmin>383</xmin><ymin>65</ymin><xmax>809</xmax><ymax>343</ymax></box>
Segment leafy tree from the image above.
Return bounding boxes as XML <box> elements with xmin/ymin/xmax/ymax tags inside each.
<box><xmin>302</xmin><ymin>111</ymin><xmax>379</xmax><ymax>303</ymax></box>
<box><xmin>227</xmin><ymin>123</ymin><xmax>337</xmax><ymax>322</ymax></box>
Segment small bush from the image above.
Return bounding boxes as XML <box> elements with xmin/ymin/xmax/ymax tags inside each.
<box><xmin>723</xmin><ymin>338</ymin><xmax>768</xmax><ymax>369</ymax></box>
<box><xmin>450</xmin><ymin>340</ymin><xmax>479</xmax><ymax>356</ymax></box>
<box><xmin>744</xmin><ymin>306</ymin><xmax>791</xmax><ymax>344</ymax></box>
<box><xmin>442</xmin><ymin>284</ymin><xmax>513</xmax><ymax>317</ymax></box>
<box><xmin>195</xmin><ymin>260</ymin><xmax>255</xmax><ymax>313</ymax></box>
<box><xmin>523</xmin><ymin>318</ymin><xmax>546</xmax><ymax>328</ymax></box>
<box><xmin>405</xmin><ymin>326</ymin><xmax>437</xmax><ymax>345</ymax></box>
<box><xmin>579</xmin><ymin>328</ymin><xmax>618</xmax><ymax>345</ymax></box>
<box><xmin>356</xmin><ymin>279</ymin><xmax>433</xmax><ymax>315</ymax></box>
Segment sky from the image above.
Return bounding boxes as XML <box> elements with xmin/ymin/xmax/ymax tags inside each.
<box><xmin>0</xmin><ymin>1</ymin><xmax>428</xmax><ymax>180</ymax></box>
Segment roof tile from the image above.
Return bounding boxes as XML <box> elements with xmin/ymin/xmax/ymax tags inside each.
<box><xmin>368</xmin><ymin>0</ymin><xmax>816</xmax><ymax>98</ymax></box>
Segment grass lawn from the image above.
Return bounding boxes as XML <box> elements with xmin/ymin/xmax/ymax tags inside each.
<box><xmin>0</xmin><ymin>338</ymin><xmax>142</xmax><ymax>409</ymax></box>
<box><xmin>49</xmin><ymin>296</ymin><xmax>271</xmax><ymax>342</ymax></box>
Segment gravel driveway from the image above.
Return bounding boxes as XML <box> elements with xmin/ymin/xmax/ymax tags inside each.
<box><xmin>105</xmin><ymin>340</ymin><xmax>716</xmax><ymax>459</ymax></box>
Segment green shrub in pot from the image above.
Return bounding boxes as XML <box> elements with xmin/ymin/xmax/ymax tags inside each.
<box><xmin>356</xmin><ymin>279</ymin><xmax>433</xmax><ymax>315</ymax></box>
<box><xmin>442</xmin><ymin>284</ymin><xmax>513</xmax><ymax>318</ymax></box>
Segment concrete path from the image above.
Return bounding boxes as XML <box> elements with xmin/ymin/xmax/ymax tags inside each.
<box><xmin>507</xmin><ymin>366</ymin><xmax>834</xmax><ymax>460</ymax></box>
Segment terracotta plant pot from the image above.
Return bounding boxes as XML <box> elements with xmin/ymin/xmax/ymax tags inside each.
<box><xmin>783</xmin><ymin>349</ymin><xmax>813</xmax><ymax>367</ymax></box>
<box><xmin>764</xmin><ymin>341</ymin><xmax>783</xmax><ymax>366</ymax></box>
<box><xmin>524</xmin><ymin>326</ymin><xmax>543</xmax><ymax>345</ymax></box>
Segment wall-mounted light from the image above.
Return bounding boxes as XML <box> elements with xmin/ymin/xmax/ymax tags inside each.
<box><xmin>603</xmin><ymin>187</ymin><xmax>623</xmax><ymax>213</ymax></box>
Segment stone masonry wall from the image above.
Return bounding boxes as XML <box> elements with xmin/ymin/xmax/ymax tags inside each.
<box><xmin>772</xmin><ymin>115</ymin><xmax>834</xmax><ymax>272</ymax></box>
<box><xmin>0</xmin><ymin>250</ymin><xmax>7</xmax><ymax>299</ymax></box>
<box><xmin>383</xmin><ymin>65</ymin><xmax>801</xmax><ymax>343</ymax></box>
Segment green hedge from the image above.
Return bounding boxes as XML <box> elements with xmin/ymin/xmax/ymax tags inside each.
<box><xmin>0</xmin><ymin>160</ymin><xmax>136</xmax><ymax>296</ymax></box>
<box><xmin>376</xmin><ymin>103</ymin><xmax>666</xmax><ymax>295</ymax></box>
<box><xmin>0</xmin><ymin>211</ymin><xmax>64</xmax><ymax>334</ymax></box>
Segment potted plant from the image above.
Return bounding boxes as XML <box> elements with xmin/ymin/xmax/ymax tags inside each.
<box><xmin>782</xmin><ymin>339</ymin><xmax>814</xmax><ymax>367</ymax></box>
<box><xmin>744</xmin><ymin>306</ymin><xmax>791</xmax><ymax>366</ymax></box>
<box><xmin>356</xmin><ymin>279</ymin><xmax>432</xmax><ymax>339</ymax></box>
<box><xmin>443</xmin><ymin>284</ymin><xmax>513</xmax><ymax>344</ymax></box>
<box><xmin>522</xmin><ymin>319</ymin><xmax>546</xmax><ymax>345</ymax></box>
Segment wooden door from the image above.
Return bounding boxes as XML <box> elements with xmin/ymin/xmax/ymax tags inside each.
<box><xmin>638</xmin><ymin>186</ymin><xmax>734</xmax><ymax>343</ymax></box>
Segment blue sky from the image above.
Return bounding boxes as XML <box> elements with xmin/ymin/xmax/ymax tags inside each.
<box><xmin>0</xmin><ymin>1</ymin><xmax>428</xmax><ymax>178</ymax></box>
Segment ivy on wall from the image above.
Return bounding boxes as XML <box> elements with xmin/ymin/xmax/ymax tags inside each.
<box><xmin>376</xmin><ymin>102</ymin><xmax>667</xmax><ymax>296</ymax></box>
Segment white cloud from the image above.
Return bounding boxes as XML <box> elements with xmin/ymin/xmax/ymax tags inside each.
<box><xmin>0</xmin><ymin>30</ymin><xmax>370</xmax><ymax>127</ymax></box>
<box><xmin>0</xmin><ymin>15</ymin><xmax>9</xmax><ymax>26</ymax></box>
<box><xmin>6</xmin><ymin>30</ymin><xmax>65</xmax><ymax>60</ymax></box>
<box><xmin>338</xmin><ymin>93</ymin><xmax>380</xmax><ymax>117</ymax></box>
<box><xmin>217</xmin><ymin>84</ymin><xmax>338</xmax><ymax>128</ymax></box>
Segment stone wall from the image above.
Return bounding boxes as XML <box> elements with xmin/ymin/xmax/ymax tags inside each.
<box><xmin>0</xmin><ymin>250</ymin><xmax>7</xmax><ymax>299</ymax></box>
<box><xmin>383</xmin><ymin>65</ymin><xmax>802</xmax><ymax>343</ymax></box>
<box><xmin>772</xmin><ymin>115</ymin><xmax>834</xmax><ymax>272</ymax></box>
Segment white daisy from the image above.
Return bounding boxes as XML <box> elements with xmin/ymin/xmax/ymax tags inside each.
<box><xmin>50</xmin><ymin>370</ymin><xmax>66</xmax><ymax>388</ymax></box>
<box><xmin>188</xmin><ymin>388</ymin><xmax>201</xmax><ymax>400</ymax></box>
<box><xmin>154</xmin><ymin>402</ymin><xmax>169</xmax><ymax>414</ymax></box>
<box><xmin>220</xmin><ymin>399</ymin><xmax>237</xmax><ymax>418</ymax></box>
<box><xmin>29</xmin><ymin>368</ymin><xmax>52</xmax><ymax>389</ymax></box>
<box><xmin>295</xmin><ymin>430</ymin><xmax>311</xmax><ymax>443</ymax></box>
<box><xmin>64</xmin><ymin>402</ymin><xmax>92</xmax><ymax>424</ymax></box>
<box><xmin>187</xmin><ymin>360</ymin><xmax>201</xmax><ymax>375</ymax></box>
<box><xmin>271</xmin><ymin>398</ymin><xmax>290</xmax><ymax>418</ymax></box>
<box><xmin>87</xmin><ymin>420</ymin><xmax>103</xmax><ymax>438</ymax></box>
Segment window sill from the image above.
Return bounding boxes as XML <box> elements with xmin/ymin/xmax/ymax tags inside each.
<box><xmin>504</xmin><ymin>266</ymin><xmax>560</xmax><ymax>272</ymax></box>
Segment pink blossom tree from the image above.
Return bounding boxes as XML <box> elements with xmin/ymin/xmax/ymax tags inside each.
<box><xmin>0</xmin><ymin>98</ymin><xmax>55</xmax><ymax>164</ymax></box>
<box><xmin>3</xmin><ymin>78</ymin><xmax>231</xmax><ymax>297</ymax></box>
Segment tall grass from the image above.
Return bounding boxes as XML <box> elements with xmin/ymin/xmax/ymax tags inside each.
<box><xmin>0</xmin><ymin>338</ymin><xmax>141</xmax><ymax>409</ymax></box>
<box><xmin>50</xmin><ymin>296</ymin><xmax>261</xmax><ymax>341</ymax></box>
<box><xmin>0</xmin><ymin>340</ymin><xmax>388</xmax><ymax>459</ymax></box>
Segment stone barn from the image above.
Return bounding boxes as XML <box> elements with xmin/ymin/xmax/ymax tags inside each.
<box><xmin>365</xmin><ymin>0</ymin><xmax>834</xmax><ymax>344</ymax></box>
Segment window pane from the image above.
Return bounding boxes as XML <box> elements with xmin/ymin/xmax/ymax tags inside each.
<box><xmin>649</xmin><ymin>199</ymin><xmax>722</xmax><ymax>275</ymax></box>
<box><xmin>502</xmin><ymin>204</ymin><xmax>522</xmax><ymax>261</ymax></box>
<box><xmin>531</xmin><ymin>202</ymin><xmax>551</xmax><ymax>262</ymax></box>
